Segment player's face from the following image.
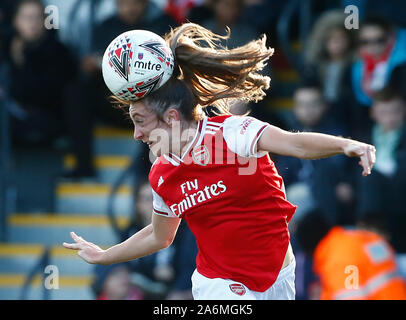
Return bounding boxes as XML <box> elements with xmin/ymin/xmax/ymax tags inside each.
<box><xmin>129</xmin><ymin>101</ymin><xmax>171</xmax><ymax>157</ymax></box>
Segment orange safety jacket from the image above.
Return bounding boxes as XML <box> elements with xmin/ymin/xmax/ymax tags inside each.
<box><xmin>313</xmin><ymin>226</ymin><xmax>406</xmax><ymax>300</ymax></box>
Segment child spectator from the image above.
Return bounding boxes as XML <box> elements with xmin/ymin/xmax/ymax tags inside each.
<box><xmin>113</xmin><ymin>177</ymin><xmax>197</xmax><ymax>299</ymax></box>
<box><xmin>277</xmin><ymin>85</ymin><xmax>354</xmax><ymax>227</ymax></box>
<box><xmin>356</xmin><ymin>86</ymin><xmax>406</xmax><ymax>252</ymax></box>
<box><xmin>92</xmin><ymin>263</ymin><xmax>144</xmax><ymax>300</ymax></box>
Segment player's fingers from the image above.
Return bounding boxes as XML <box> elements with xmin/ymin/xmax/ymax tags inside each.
<box><xmin>364</xmin><ymin>145</ymin><xmax>376</xmax><ymax>174</ymax></box>
<box><xmin>62</xmin><ymin>242</ymin><xmax>81</xmax><ymax>250</ymax></box>
<box><xmin>70</xmin><ymin>231</ymin><xmax>83</xmax><ymax>243</ymax></box>
<box><xmin>358</xmin><ymin>151</ymin><xmax>370</xmax><ymax>176</ymax></box>
<box><xmin>366</xmin><ymin>148</ymin><xmax>373</xmax><ymax>170</ymax></box>
<box><xmin>369</xmin><ymin>145</ymin><xmax>376</xmax><ymax>166</ymax></box>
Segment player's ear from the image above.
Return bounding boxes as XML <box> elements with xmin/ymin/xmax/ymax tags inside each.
<box><xmin>164</xmin><ymin>108</ymin><xmax>180</xmax><ymax>127</ymax></box>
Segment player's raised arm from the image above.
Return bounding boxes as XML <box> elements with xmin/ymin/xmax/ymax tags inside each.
<box><xmin>63</xmin><ymin>214</ymin><xmax>181</xmax><ymax>265</ymax></box>
<box><xmin>257</xmin><ymin>125</ymin><xmax>376</xmax><ymax>177</ymax></box>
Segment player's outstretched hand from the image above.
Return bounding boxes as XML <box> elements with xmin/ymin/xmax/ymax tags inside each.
<box><xmin>63</xmin><ymin>232</ymin><xmax>106</xmax><ymax>264</ymax></box>
<box><xmin>343</xmin><ymin>141</ymin><xmax>376</xmax><ymax>176</ymax></box>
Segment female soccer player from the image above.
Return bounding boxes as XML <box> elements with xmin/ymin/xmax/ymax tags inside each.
<box><xmin>63</xmin><ymin>23</ymin><xmax>376</xmax><ymax>300</ymax></box>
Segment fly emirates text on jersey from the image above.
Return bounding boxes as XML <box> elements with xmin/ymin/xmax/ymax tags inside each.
<box><xmin>170</xmin><ymin>179</ymin><xmax>227</xmax><ymax>216</ymax></box>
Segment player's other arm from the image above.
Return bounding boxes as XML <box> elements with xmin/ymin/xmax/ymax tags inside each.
<box><xmin>257</xmin><ymin>125</ymin><xmax>376</xmax><ymax>176</ymax></box>
<box><xmin>62</xmin><ymin>214</ymin><xmax>181</xmax><ymax>265</ymax></box>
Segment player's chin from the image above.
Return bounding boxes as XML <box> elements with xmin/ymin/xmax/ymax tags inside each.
<box><xmin>149</xmin><ymin>144</ymin><xmax>162</xmax><ymax>157</ymax></box>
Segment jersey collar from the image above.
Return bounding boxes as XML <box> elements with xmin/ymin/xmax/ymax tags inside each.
<box><xmin>165</xmin><ymin>117</ymin><xmax>207</xmax><ymax>164</ymax></box>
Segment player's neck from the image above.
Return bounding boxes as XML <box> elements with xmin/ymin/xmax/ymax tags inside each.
<box><xmin>172</xmin><ymin>120</ymin><xmax>199</xmax><ymax>158</ymax></box>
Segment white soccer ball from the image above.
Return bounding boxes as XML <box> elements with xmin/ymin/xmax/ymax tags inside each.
<box><xmin>102</xmin><ymin>30</ymin><xmax>175</xmax><ymax>101</ymax></box>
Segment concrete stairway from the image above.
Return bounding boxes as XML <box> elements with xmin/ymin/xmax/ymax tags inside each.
<box><xmin>0</xmin><ymin>126</ymin><xmax>141</xmax><ymax>299</ymax></box>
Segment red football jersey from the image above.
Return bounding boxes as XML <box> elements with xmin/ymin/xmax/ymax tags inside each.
<box><xmin>149</xmin><ymin>115</ymin><xmax>297</xmax><ymax>291</ymax></box>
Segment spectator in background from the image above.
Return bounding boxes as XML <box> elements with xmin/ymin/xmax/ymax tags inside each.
<box><xmin>200</xmin><ymin>0</ymin><xmax>264</xmax><ymax>118</ymax></box>
<box><xmin>92</xmin><ymin>263</ymin><xmax>144</xmax><ymax>300</ymax></box>
<box><xmin>80</xmin><ymin>0</ymin><xmax>176</xmax><ymax>116</ymax></box>
<box><xmin>62</xmin><ymin>0</ymin><xmax>178</xmax><ymax>178</ymax></box>
<box><xmin>6</xmin><ymin>0</ymin><xmax>74</xmax><ymax>145</ymax></box>
<box><xmin>0</xmin><ymin>1</ymin><xmax>17</xmax><ymax>81</ymax></box>
<box><xmin>295</xmin><ymin>211</ymin><xmax>406</xmax><ymax>300</ymax></box>
<box><xmin>186</xmin><ymin>0</ymin><xmax>213</xmax><ymax>25</ymax></box>
<box><xmin>113</xmin><ymin>177</ymin><xmax>197</xmax><ymax>299</ymax></box>
<box><xmin>277</xmin><ymin>85</ymin><xmax>354</xmax><ymax>228</ymax></box>
<box><xmin>201</xmin><ymin>0</ymin><xmax>259</xmax><ymax>49</ymax></box>
<box><xmin>117</xmin><ymin>178</ymin><xmax>175</xmax><ymax>298</ymax></box>
<box><xmin>165</xmin><ymin>218</ymin><xmax>198</xmax><ymax>300</ymax></box>
<box><xmin>303</xmin><ymin>10</ymin><xmax>356</xmax><ymax>126</ymax></box>
<box><xmin>356</xmin><ymin>86</ymin><xmax>406</xmax><ymax>253</ymax></box>
<box><xmin>350</xmin><ymin>16</ymin><xmax>406</xmax><ymax>137</ymax></box>
<box><xmin>241</xmin><ymin>0</ymin><xmax>285</xmax><ymax>39</ymax></box>
<box><xmin>352</xmin><ymin>16</ymin><xmax>406</xmax><ymax>106</ymax></box>
<box><xmin>0</xmin><ymin>0</ymin><xmax>16</xmax><ymax>35</ymax></box>
<box><xmin>165</xmin><ymin>0</ymin><xmax>205</xmax><ymax>25</ymax></box>
<box><xmin>88</xmin><ymin>0</ymin><xmax>177</xmax><ymax>60</ymax></box>
<box><xmin>2</xmin><ymin>0</ymin><xmax>96</xmax><ymax>179</ymax></box>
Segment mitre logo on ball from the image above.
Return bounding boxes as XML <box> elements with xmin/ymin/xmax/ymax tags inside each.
<box><xmin>102</xmin><ymin>30</ymin><xmax>174</xmax><ymax>101</ymax></box>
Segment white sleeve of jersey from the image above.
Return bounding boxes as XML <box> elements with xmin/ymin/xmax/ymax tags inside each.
<box><xmin>152</xmin><ymin>189</ymin><xmax>178</xmax><ymax>218</ymax></box>
<box><xmin>222</xmin><ymin>116</ymin><xmax>269</xmax><ymax>158</ymax></box>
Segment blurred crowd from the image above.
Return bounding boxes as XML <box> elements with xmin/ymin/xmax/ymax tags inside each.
<box><xmin>1</xmin><ymin>0</ymin><xmax>406</xmax><ymax>300</ymax></box>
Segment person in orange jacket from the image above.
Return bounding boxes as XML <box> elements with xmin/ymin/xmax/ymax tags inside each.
<box><xmin>295</xmin><ymin>210</ymin><xmax>406</xmax><ymax>300</ymax></box>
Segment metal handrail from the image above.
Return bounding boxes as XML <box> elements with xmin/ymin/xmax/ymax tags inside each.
<box><xmin>0</xmin><ymin>63</ymin><xmax>13</xmax><ymax>242</ymax></box>
<box><xmin>0</xmin><ymin>94</ymin><xmax>9</xmax><ymax>242</ymax></box>
<box><xmin>106</xmin><ymin>148</ymin><xmax>141</xmax><ymax>242</ymax></box>
<box><xmin>20</xmin><ymin>247</ymin><xmax>51</xmax><ymax>300</ymax></box>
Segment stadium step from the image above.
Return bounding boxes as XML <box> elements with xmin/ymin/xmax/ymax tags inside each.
<box><xmin>55</xmin><ymin>182</ymin><xmax>134</xmax><ymax>216</ymax></box>
<box><xmin>0</xmin><ymin>244</ymin><xmax>93</xmax><ymax>275</ymax></box>
<box><xmin>7</xmin><ymin>213</ymin><xmax>128</xmax><ymax>246</ymax></box>
<box><xmin>0</xmin><ymin>243</ymin><xmax>96</xmax><ymax>300</ymax></box>
<box><xmin>93</xmin><ymin>126</ymin><xmax>139</xmax><ymax>156</ymax></box>
<box><xmin>0</xmin><ymin>273</ymin><xmax>94</xmax><ymax>300</ymax></box>
<box><xmin>63</xmin><ymin>154</ymin><xmax>132</xmax><ymax>184</ymax></box>
<box><xmin>267</xmin><ymin>97</ymin><xmax>294</xmax><ymax>110</ymax></box>
<box><xmin>4</xmin><ymin>124</ymin><xmax>141</xmax><ymax>299</ymax></box>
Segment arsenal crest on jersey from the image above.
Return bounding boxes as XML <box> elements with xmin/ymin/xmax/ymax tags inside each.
<box><xmin>229</xmin><ymin>283</ymin><xmax>246</xmax><ymax>296</ymax></box>
<box><xmin>192</xmin><ymin>145</ymin><xmax>210</xmax><ymax>166</ymax></box>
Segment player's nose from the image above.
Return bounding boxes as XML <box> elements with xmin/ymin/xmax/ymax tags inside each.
<box><xmin>133</xmin><ymin>127</ymin><xmax>143</xmax><ymax>141</ymax></box>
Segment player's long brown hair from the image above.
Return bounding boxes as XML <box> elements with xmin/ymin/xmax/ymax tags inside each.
<box><xmin>114</xmin><ymin>23</ymin><xmax>274</xmax><ymax>121</ymax></box>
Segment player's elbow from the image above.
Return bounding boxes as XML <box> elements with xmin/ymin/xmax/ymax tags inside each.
<box><xmin>156</xmin><ymin>234</ymin><xmax>175</xmax><ymax>250</ymax></box>
<box><xmin>162</xmin><ymin>238</ymin><xmax>174</xmax><ymax>249</ymax></box>
<box><xmin>157</xmin><ymin>238</ymin><xmax>173</xmax><ymax>250</ymax></box>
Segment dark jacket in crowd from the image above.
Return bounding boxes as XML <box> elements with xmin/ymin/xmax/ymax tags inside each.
<box><xmin>6</xmin><ymin>32</ymin><xmax>77</xmax><ymax>113</ymax></box>
<box><xmin>91</xmin><ymin>14</ymin><xmax>177</xmax><ymax>55</ymax></box>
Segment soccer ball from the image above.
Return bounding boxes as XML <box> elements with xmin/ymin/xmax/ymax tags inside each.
<box><xmin>102</xmin><ymin>30</ymin><xmax>175</xmax><ymax>101</ymax></box>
